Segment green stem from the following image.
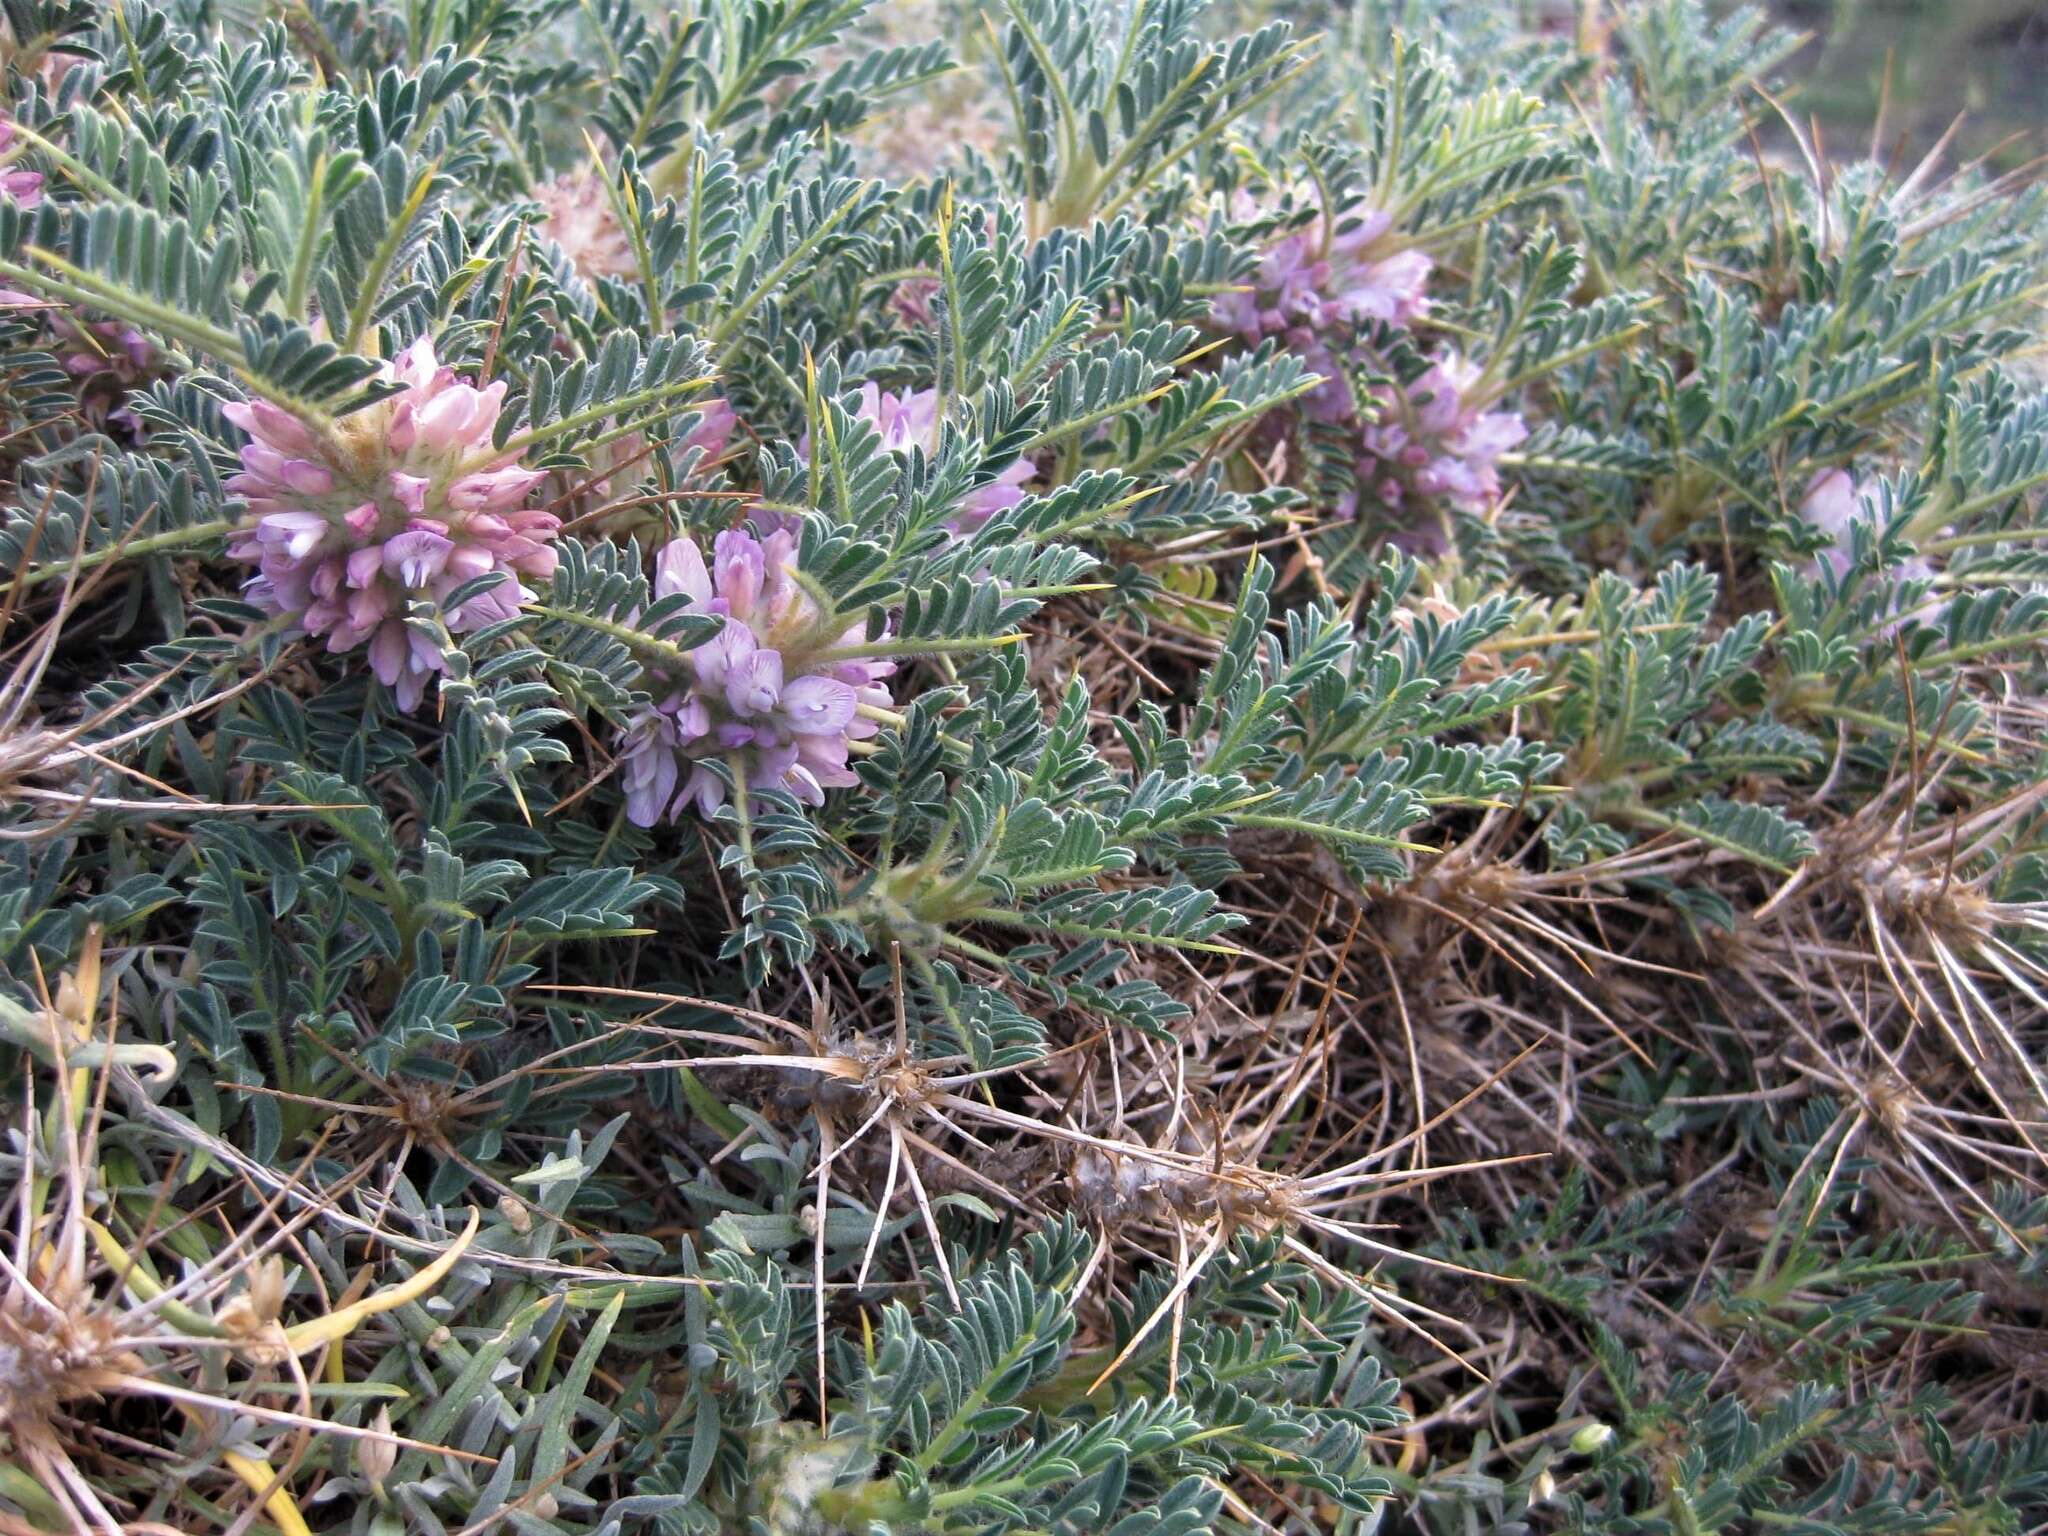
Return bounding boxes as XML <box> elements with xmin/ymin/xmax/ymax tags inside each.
<box><xmin>1093</xmin><ymin>50</ymin><xmax>1317</xmax><ymax>229</ymax></box>
<box><xmin>1228</xmin><ymin>812</ymin><xmax>1436</xmax><ymax>853</ymax></box>
<box><xmin>1911</xmin><ymin>628</ymin><xmax>2048</xmax><ymax>667</ymax></box>
<box><xmin>1795</xmin><ymin>701</ymin><xmax>1986</xmax><ymax>762</ymax></box>
<box><xmin>485</xmin><ymin>376</ymin><xmax>719</xmax><ymax>469</ymax></box>
<box><xmin>1615</xmin><ymin>803</ymin><xmax>1798</xmax><ymax>875</ymax></box>
<box><xmin>912</xmin><ymin>1319</ymin><xmax>1046</xmax><ymax>1476</ymax></box>
<box><xmin>1</xmin><ymin>253</ymin><xmax>232</xmax><ymax>367</ymax></box>
<box><xmin>285</xmin><ymin>157</ymin><xmax>327</xmax><ymax>318</ymax></box>
<box><xmin>806</xmin><ymin>632</ymin><xmax>1027</xmax><ymax>664</ymax></box>
<box><xmin>523</xmin><ymin>604</ymin><xmax>709</xmax><ymax>669</ymax></box>
<box><xmin>706</xmin><ymin>193</ymin><xmax>867</xmax><ymax>369</ymax></box>
<box><xmin>1018</xmin><ymin>382</ymin><xmax>1177</xmax><ymax>457</ymax></box>
<box><xmin>959</xmin><ymin>906</ymin><xmax>1240</xmax><ymax>954</ymax></box>
<box><xmin>0</xmin><ymin>517</ymin><xmax>237</xmax><ymax>597</ymax></box>
<box><xmin>341</xmin><ymin>163</ymin><xmax>441</xmax><ymax>353</ymax></box>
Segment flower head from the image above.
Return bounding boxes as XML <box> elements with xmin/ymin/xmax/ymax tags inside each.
<box><xmin>223</xmin><ymin>338</ymin><xmax>557</xmax><ymax>710</ymax></box>
<box><xmin>617</xmin><ymin>528</ymin><xmax>894</xmax><ymax>824</ymax></box>
<box><xmin>1214</xmin><ymin>197</ymin><xmax>1432</xmax><ymax>347</ymax></box>
<box><xmin>535</xmin><ymin>171</ymin><xmax>635</xmax><ymax>284</ymax></box>
<box><xmin>1353</xmin><ymin>353</ymin><xmax>1527</xmax><ymax>521</ymax></box>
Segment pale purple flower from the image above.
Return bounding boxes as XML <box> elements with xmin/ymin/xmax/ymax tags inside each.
<box><xmin>0</xmin><ymin>116</ymin><xmax>40</xmax><ymax>207</ymax></box>
<box><xmin>1325</xmin><ymin>209</ymin><xmax>1433</xmax><ymax>330</ymax></box>
<box><xmin>56</xmin><ymin>317</ymin><xmax>150</xmax><ymax>379</ymax></box>
<box><xmin>845</xmin><ymin>383</ymin><xmax>1035</xmax><ymax>534</ymax></box>
<box><xmin>854</xmin><ymin>383</ymin><xmax>939</xmax><ymax>456</ymax></box>
<box><xmin>1353</xmin><ymin>353</ymin><xmax>1527</xmax><ymax>522</ymax></box>
<box><xmin>223</xmin><ymin>338</ymin><xmax>558</xmax><ymax>710</ymax></box>
<box><xmin>25</xmin><ymin>314</ymin><xmax>156</xmax><ymax>435</ymax></box>
<box><xmin>1799</xmin><ymin>468</ymin><xmax>1860</xmax><ymax>546</ymax></box>
<box><xmin>684</xmin><ymin>397</ymin><xmax>739</xmax><ymax>462</ymax></box>
<box><xmin>1212</xmin><ymin>229</ymin><xmax>1332</xmax><ymax>343</ymax></box>
<box><xmin>1214</xmin><ymin>194</ymin><xmax>1435</xmax><ymax>428</ymax></box>
<box><xmin>1798</xmin><ymin>467</ymin><xmax>1943</xmax><ymax>633</ymax></box>
<box><xmin>891</xmin><ymin>278</ymin><xmax>941</xmax><ymax>328</ymax></box>
<box><xmin>1215</xmin><ymin>198</ymin><xmax>1432</xmax><ymax>346</ymax></box>
<box><xmin>534</xmin><ymin>171</ymin><xmax>636</xmax><ymax>283</ymax></box>
<box><xmin>1283</xmin><ymin>328</ymin><xmax>1353</xmax><ymax>424</ymax></box>
<box><xmin>615</xmin><ymin>528</ymin><xmax>895</xmax><ymax>824</ymax></box>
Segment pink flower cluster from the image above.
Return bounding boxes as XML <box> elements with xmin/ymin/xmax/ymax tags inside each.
<box><xmin>1215</xmin><ymin>203</ymin><xmax>1433</xmax><ymax>344</ymax></box>
<box><xmin>224</xmin><ymin>339</ymin><xmax>559</xmax><ymax>710</ymax></box>
<box><xmin>1215</xmin><ymin>201</ymin><xmax>1433</xmax><ymax>424</ymax></box>
<box><xmin>1351</xmin><ymin>354</ymin><xmax>1529</xmax><ymax>518</ymax></box>
<box><xmin>1218</xmin><ymin>193</ymin><xmax>1528</xmax><ymax>530</ymax></box>
<box><xmin>0</xmin><ymin>117</ymin><xmax>43</xmax><ymax>206</ymax></box>
<box><xmin>535</xmin><ymin>171</ymin><xmax>635</xmax><ymax>284</ymax></box>
<box><xmin>849</xmin><ymin>383</ymin><xmax>1035</xmax><ymax>533</ymax></box>
<box><xmin>618</xmin><ymin>528</ymin><xmax>895</xmax><ymax>823</ymax></box>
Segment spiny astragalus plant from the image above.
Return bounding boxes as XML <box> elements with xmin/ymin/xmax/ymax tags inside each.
<box><xmin>0</xmin><ymin>0</ymin><xmax>2044</xmax><ymax>1531</ymax></box>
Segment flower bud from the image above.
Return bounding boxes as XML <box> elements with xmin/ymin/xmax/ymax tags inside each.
<box><xmin>1570</xmin><ymin>1422</ymin><xmax>1615</xmax><ymax>1455</ymax></box>
<box><xmin>357</xmin><ymin>1407</ymin><xmax>398</xmax><ymax>1484</ymax></box>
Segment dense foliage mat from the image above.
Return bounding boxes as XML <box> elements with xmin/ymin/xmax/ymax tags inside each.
<box><xmin>0</xmin><ymin>1</ymin><xmax>2044</xmax><ymax>1532</ymax></box>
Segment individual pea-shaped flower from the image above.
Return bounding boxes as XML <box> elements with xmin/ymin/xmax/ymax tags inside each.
<box><xmin>1798</xmin><ymin>468</ymin><xmax>1862</xmax><ymax>551</ymax></box>
<box><xmin>684</xmin><ymin>396</ymin><xmax>739</xmax><ymax>463</ymax></box>
<box><xmin>534</xmin><ymin>171</ymin><xmax>635</xmax><ymax>284</ymax></box>
<box><xmin>56</xmin><ymin>318</ymin><xmax>150</xmax><ymax>381</ymax></box>
<box><xmin>1799</xmin><ymin>468</ymin><xmax>1918</xmax><ymax>581</ymax></box>
<box><xmin>1212</xmin><ymin>223</ymin><xmax>1332</xmax><ymax>344</ymax></box>
<box><xmin>1322</xmin><ymin>206</ymin><xmax>1434</xmax><ymax>330</ymax></box>
<box><xmin>1281</xmin><ymin>327</ymin><xmax>1354</xmax><ymax>424</ymax></box>
<box><xmin>223</xmin><ymin>338</ymin><xmax>558</xmax><ymax>710</ymax></box>
<box><xmin>0</xmin><ymin>117</ymin><xmax>43</xmax><ymax>206</ymax></box>
<box><xmin>616</xmin><ymin>527</ymin><xmax>896</xmax><ymax>823</ymax></box>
